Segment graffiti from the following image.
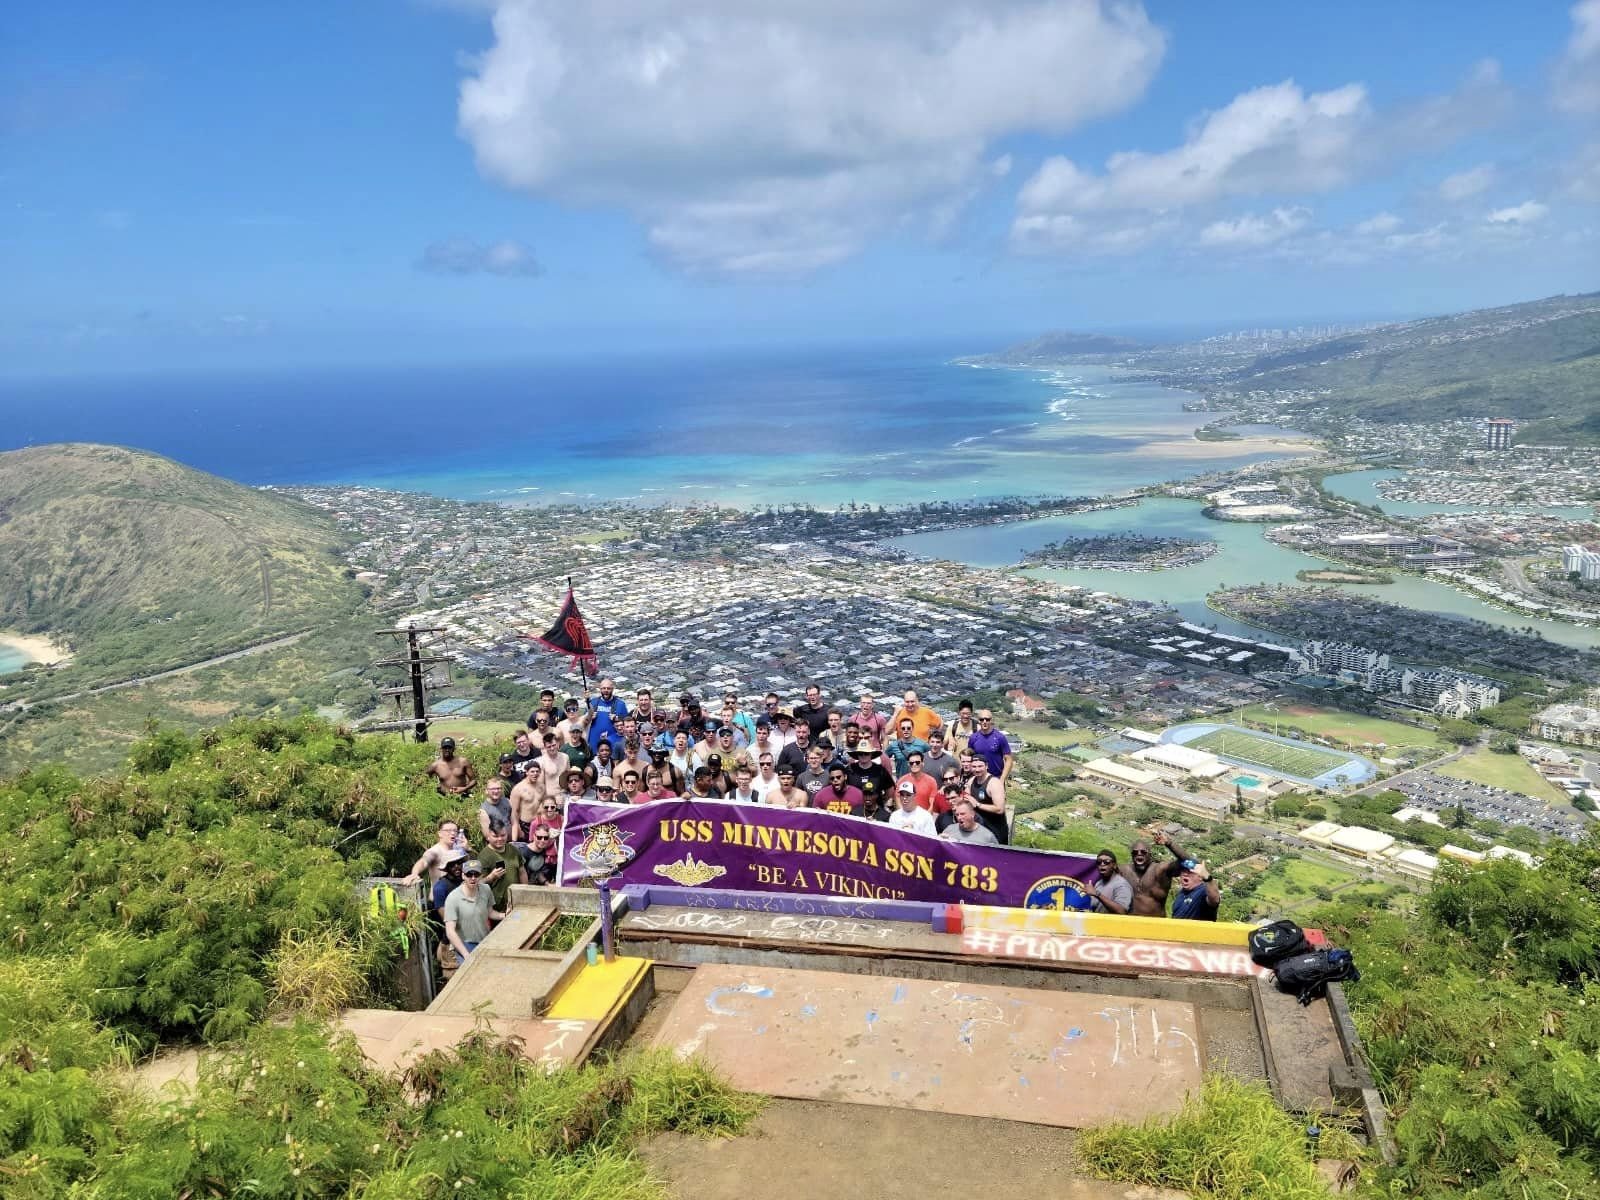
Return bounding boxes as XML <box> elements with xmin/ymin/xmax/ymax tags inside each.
<box><xmin>960</xmin><ymin>929</ymin><xmax>1269</xmax><ymax>978</ymax></box>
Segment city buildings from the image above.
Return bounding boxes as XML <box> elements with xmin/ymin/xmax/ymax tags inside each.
<box><xmin>1532</xmin><ymin>696</ymin><xmax>1600</xmax><ymax>748</ymax></box>
<box><xmin>1289</xmin><ymin>640</ymin><xmax>1501</xmax><ymax>715</ymax></box>
<box><xmin>1562</xmin><ymin>545</ymin><xmax>1600</xmax><ymax>582</ymax></box>
<box><xmin>1482</xmin><ymin>418</ymin><xmax>1516</xmax><ymax>450</ymax></box>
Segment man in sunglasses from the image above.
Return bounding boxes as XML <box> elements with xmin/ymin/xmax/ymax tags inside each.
<box><xmin>443</xmin><ymin>859</ymin><xmax>505</xmax><ymax>960</ymax></box>
<box><xmin>1086</xmin><ymin>849</ymin><xmax>1134</xmax><ymax>915</ymax></box>
<box><xmin>1123</xmin><ymin>829</ymin><xmax>1194</xmax><ymax>918</ymax></box>
<box><xmin>967</xmin><ymin>710</ymin><xmax>1014</xmax><ymax>784</ymax></box>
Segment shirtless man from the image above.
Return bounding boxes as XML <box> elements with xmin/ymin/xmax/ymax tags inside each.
<box><xmin>1120</xmin><ymin>829</ymin><xmax>1193</xmax><ymax>918</ymax></box>
<box><xmin>535</xmin><ymin>732</ymin><xmax>568</xmax><ymax>802</ymax></box>
<box><xmin>425</xmin><ymin>737</ymin><xmax>476</xmax><ymax>797</ymax></box>
<box><xmin>401</xmin><ymin>819</ymin><xmax>468</xmax><ymax>886</ymax></box>
<box><xmin>510</xmin><ymin>765</ymin><xmax>542</xmax><ymax>840</ymax></box>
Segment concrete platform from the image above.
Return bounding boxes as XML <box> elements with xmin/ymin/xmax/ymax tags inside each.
<box><xmin>653</xmin><ymin>963</ymin><xmax>1202</xmax><ymax>1129</ymax></box>
<box><xmin>338</xmin><ymin>1009</ymin><xmax>598</xmax><ymax>1074</ymax></box>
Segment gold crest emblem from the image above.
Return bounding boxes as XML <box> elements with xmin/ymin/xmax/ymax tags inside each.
<box><xmin>570</xmin><ymin>823</ymin><xmax>635</xmax><ymax>878</ymax></box>
<box><xmin>653</xmin><ymin>854</ymin><xmax>727</xmax><ymax>887</ymax></box>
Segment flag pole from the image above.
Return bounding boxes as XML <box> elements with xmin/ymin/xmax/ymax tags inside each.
<box><xmin>568</xmin><ymin>576</ymin><xmax>589</xmax><ymax>695</ymax></box>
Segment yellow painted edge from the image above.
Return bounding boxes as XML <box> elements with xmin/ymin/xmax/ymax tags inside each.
<box><xmin>545</xmin><ymin>956</ymin><xmax>653</xmax><ymax>1021</ymax></box>
<box><xmin>961</xmin><ymin>905</ymin><xmax>1257</xmax><ymax>946</ymax></box>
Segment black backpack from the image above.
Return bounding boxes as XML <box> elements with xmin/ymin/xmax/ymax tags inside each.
<box><xmin>1274</xmin><ymin>948</ymin><xmax>1360</xmax><ymax>1006</ymax></box>
<box><xmin>1249</xmin><ymin>919</ymin><xmax>1310</xmax><ymax>968</ymax></box>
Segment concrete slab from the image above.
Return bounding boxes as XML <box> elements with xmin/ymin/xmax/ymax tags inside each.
<box><xmin>1254</xmin><ymin>979</ymin><xmax>1342</xmax><ymax>1111</ymax></box>
<box><xmin>429</xmin><ymin>904</ymin><xmax>564</xmax><ymax>1017</ymax></box>
<box><xmin>653</xmin><ymin>963</ymin><xmax>1202</xmax><ymax>1129</ymax></box>
<box><xmin>337</xmin><ymin>1009</ymin><xmax>597</xmax><ymax>1075</ymax></box>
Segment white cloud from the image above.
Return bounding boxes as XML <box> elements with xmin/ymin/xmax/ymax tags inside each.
<box><xmin>1438</xmin><ymin>163</ymin><xmax>1496</xmax><ymax>202</ymax></box>
<box><xmin>1485</xmin><ymin>200</ymin><xmax>1549</xmax><ymax>225</ymax></box>
<box><xmin>418</xmin><ymin>236</ymin><xmax>544</xmax><ymax>276</ymax></box>
<box><xmin>457</xmin><ymin>1</ymin><xmax>1165</xmax><ymax>276</ymax></box>
<box><xmin>1382</xmin><ymin>223</ymin><xmax>1451</xmax><ymax>252</ymax></box>
<box><xmin>1353</xmin><ymin>212</ymin><xmax>1402</xmax><ymax>235</ymax></box>
<box><xmin>1197</xmin><ymin>206</ymin><xmax>1311</xmax><ymax>247</ymax></box>
<box><xmin>1553</xmin><ymin>0</ymin><xmax>1600</xmax><ymax>114</ymax></box>
<box><xmin>1012</xmin><ymin>62</ymin><xmax>1509</xmax><ymax>256</ymax></box>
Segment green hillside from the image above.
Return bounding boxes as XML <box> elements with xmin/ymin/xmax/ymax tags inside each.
<box><xmin>1233</xmin><ymin>294</ymin><xmax>1600</xmax><ymax>437</ymax></box>
<box><xmin>0</xmin><ymin>443</ymin><xmax>363</xmax><ymax>678</ymax></box>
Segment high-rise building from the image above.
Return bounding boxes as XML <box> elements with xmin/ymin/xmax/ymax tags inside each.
<box><xmin>1483</xmin><ymin>418</ymin><xmax>1515</xmax><ymax>450</ymax></box>
<box><xmin>1563</xmin><ymin>545</ymin><xmax>1600</xmax><ymax>582</ymax></box>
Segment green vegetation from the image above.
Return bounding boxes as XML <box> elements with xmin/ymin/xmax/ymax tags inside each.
<box><xmin>0</xmin><ymin>717</ymin><xmax>758</xmax><ymax>1198</ymax></box>
<box><xmin>1233</xmin><ymin>297</ymin><xmax>1600</xmax><ymax>442</ymax></box>
<box><xmin>1224</xmin><ymin>702</ymin><xmax>1448</xmax><ymax>760</ymax></box>
<box><xmin>1080</xmin><ymin>1074</ymin><xmax>1359</xmax><ymax>1199</ymax></box>
<box><xmin>1012</xmin><ymin>723</ymin><xmax>1098</xmax><ymax>749</ymax></box>
<box><xmin>1247</xmin><ymin>856</ymin><xmax>1360</xmax><ymax>914</ymax></box>
<box><xmin>1314</xmin><ymin>845</ymin><xmax>1600</xmax><ymax>1198</ymax></box>
<box><xmin>1294</xmin><ymin>567</ymin><xmax>1392</xmax><ymax>585</ymax></box>
<box><xmin>0</xmin><ymin>445</ymin><xmax>365</xmax><ymax>686</ymax></box>
<box><xmin>1187</xmin><ymin>726</ymin><xmax>1353</xmax><ymax>780</ymax></box>
<box><xmin>1436</xmin><ymin>745</ymin><xmax>1571</xmax><ymax>805</ymax></box>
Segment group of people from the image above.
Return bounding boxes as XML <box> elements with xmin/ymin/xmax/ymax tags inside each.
<box><xmin>1082</xmin><ymin>831</ymin><xmax>1221</xmax><ymax>922</ymax></box>
<box><xmin>409</xmin><ymin>680</ymin><xmax>1216</xmax><ymax>955</ymax></box>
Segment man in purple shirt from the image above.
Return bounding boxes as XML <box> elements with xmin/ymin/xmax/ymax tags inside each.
<box><xmin>966</xmin><ymin>709</ymin><xmax>1014</xmax><ymax>784</ymax></box>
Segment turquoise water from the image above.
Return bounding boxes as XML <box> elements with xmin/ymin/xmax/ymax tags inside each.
<box><xmin>887</xmin><ymin>495</ymin><xmax>1600</xmax><ymax>650</ymax></box>
<box><xmin>1233</xmin><ymin>775</ymin><xmax>1262</xmax><ymax>788</ymax></box>
<box><xmin>1322</xmin><ymin>468</ymin><xmax>1594</xmax><ymax>520</ymax></box>
<box><xmin>1</xmin><ymin>354</ymin><xmax>1307</xmax><ymax>509</ymax></box>
<box><xmin>349</xmin><ymin>364</ymin><xmax>1305</xmax><ymax>508</ymax></box>
<box><xmin>0</xmin><ymin>647</ymin><xmax>27</xmax><ymax>675</ymax></box>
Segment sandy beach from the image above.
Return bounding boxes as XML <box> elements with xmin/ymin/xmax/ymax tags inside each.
<box><xmin>0</xmin><ymin>632</ymin><xmax>71</xmax><ymax>666</ymax></box>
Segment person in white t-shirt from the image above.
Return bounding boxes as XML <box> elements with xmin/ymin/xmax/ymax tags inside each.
<box><xmin>750</xmin><ymin>751</ymin><xmax>782</xmax><ymax>804</ymax></box>
<box><xmin>888</xmin><ymin>781</ymin><xmax>937</xmax><ymax>837</ymax></box>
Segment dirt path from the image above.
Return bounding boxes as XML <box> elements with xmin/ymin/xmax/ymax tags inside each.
<box><xmin>640</xmin><ymin>1099</ymin><xmax>1186</xmax><ymax>1200</ymax></box>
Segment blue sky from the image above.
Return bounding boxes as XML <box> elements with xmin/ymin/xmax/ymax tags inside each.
<box><xmin>2</xmin><ymin>0</ymin><xmax>1596</xmax><ymax>372</ymax></box>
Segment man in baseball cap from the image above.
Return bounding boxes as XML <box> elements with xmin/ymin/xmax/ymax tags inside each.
<box><xmin>1170</xmin><ymin>860</ymin><xmax>1221</xmax><ymax>922</ymax></box>
<box><xmin>426</xmin><ymin>737</ymin><xmax>476</xmax><ymax>797</ymax></box>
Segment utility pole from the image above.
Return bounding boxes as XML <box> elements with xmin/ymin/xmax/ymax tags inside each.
<box><xmin>368</xmin><ymin>624</ymin><xmax>453</xmax><ymax>742</ymax></box>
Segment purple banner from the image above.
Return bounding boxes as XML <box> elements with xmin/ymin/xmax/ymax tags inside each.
<box><xmin>558</xmin><ymin>799</ymin><xmax>1099</xmax><ymax>909</ymax></box>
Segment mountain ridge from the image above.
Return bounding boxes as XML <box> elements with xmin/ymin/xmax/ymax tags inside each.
<box><xmin>0</xmin><ymin>443</ymin><xmax>363</xmax><ymax>679</ymax></box>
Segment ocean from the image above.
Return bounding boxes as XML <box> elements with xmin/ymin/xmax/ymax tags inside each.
<box><xmin>0</xmin><ymin>347</ymin><xmax>1297</xmax><ymax>508</ymax></box>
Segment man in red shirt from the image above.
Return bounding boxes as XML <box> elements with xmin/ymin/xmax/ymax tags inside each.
<box><xmin>899</xmin><ymin>750</ymin><xmax>947</xmax><ymax>814</ymax></box>
<box><xmin>811</xmin><ymin>764</ymin><xmax>864</xmax><ymax>816</ymax></box>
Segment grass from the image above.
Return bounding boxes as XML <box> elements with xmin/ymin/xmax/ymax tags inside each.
<box><xmin>424</xmin><ymin>716</ymin><xmax>527</xmax><ymax>746</ymax></box>
<box><xmin>1078</xmin><ymin>1073</ymin><xmax>1359</xmax><ymax>1199</ymax></box>
<box><xmin>1250</xmin><ymin>857</ymin><xmax>1361</xmax><ymax>915</ymax></box>
<box><xmin>1436</xmin><ymin>745</ymin><xmax>1572</xmax><ymax>805</ymax></box>
<box><xmin>1224</xmin><ymin>702</ymin><xmax>1448</xmax><ymax>759</ymax></box>
<box><xmin>1188</xmin><ymin>727</ymin><xmax>1354</xmax><ymax>780</ymax></box>
<box><xmin>538</xmin><ymin>914</ymin><xmax>597</xmax><ymax>953</ymax></box>
<box><xmin>572</xmin><ymin>528</ymin><xmax>630</xmax><ymax>544</ymax></box>
<box><xmin>1014</xmin><ymin>724</ymin><xmax>1099</xmax><ymax>749</ymax></box>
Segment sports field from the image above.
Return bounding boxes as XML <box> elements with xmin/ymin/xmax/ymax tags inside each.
<box><xmin>1224</xmin><ymin>703</ymin><xmax>1449</xmax><ymax>760</ymax></box>
<box><xmin>1187</xmin><ymin>727</ymin><xmax>1352</xmax><ymax>780</ymax></box>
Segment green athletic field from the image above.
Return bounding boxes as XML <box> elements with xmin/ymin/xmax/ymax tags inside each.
<box><xmin>1187</xmin><ymin>727</ymin><xmax>1351</xmax><ymax>780</ymax></box>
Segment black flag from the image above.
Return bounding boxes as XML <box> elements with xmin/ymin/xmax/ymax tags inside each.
<box><xmin>529</xmin><ymin>587</ymin><xmax>597</xmax><ymax>670</ymax></box>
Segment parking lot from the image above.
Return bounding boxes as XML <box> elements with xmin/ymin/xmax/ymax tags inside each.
<box><xmin>1389</xmin><ymin>771</ymin><xmax>1591</xmax><ymax>843</ymax></box>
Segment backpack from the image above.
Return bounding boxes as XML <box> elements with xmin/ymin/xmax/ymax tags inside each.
<box><xmin>1249</xmin><ymin>919</ymin><xmax>1310</xmax><ymax>968</ymax></box>
<box><xmin>1274</xmin><ymin>948</ymin><xmax>1360</xmax><ymax>1006</ymax></box>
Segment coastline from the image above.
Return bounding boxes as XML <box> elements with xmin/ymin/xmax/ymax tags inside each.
<box><xmin>0</xmin><ymin>632</ymin><xmax>71</xmax><ymax>667</ymax></box>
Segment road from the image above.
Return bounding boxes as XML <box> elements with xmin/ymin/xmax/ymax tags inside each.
<box><xmin>1</xmin><ymin>630</ymin><xmax>312</xmax><ymax>715</ymax></box>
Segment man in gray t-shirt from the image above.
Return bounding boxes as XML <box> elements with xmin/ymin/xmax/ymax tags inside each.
<box><xmin>1087</xmin><ymin>849</ymin><xmax>1135</xmax><ymax>915</ymax></box>
<box><xmin>442</xmin><ymin>860</ymin><xmax>504</xmax><ymax>958</ymax></box>
<box><xmin>942</xmin><ymin>799</ymin><xmax>999</xmax><ymax>847</ymax></box>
